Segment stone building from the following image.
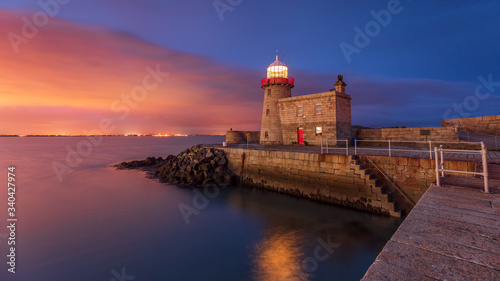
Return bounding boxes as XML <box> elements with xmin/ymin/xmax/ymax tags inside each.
<box><xmin>259</xmin><ymin>55</ymin><xmax>352</xmax><ymax>146</ymax></box>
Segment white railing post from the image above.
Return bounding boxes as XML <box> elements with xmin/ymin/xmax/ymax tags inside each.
<box><xmin>434</xmin><ymin>147</ymin><xmax>441</xmax><ymax>187</ymax></box>
<box><xmin>326</xmin><ymin>139</ymin><xmax>329</xmax><ymax>154</ymax></box>
<box><xmin>346</xmin><ymin>140</ymin><xmax>349</xmax><ymax>156</ymax></box>
<box><xmin>428</xmin><ymin>141</ymin><xmax>432</xmax><ymax>160</ymax></box>
<box><xmin>388</xmin><ymin>140</ymin><xmax>391</xmax><ymax>157</ymax></box>
<box><xmin>481</xmin><ymin>142</ymin><xmax>490</xmax><ymax>193</ymax></box>
<box><xmin>355</xmin><ymin>139</ymin><xmax>358</xmax><ymax>155</ymax></box>
<box><xmin>440</xmin><ymin>145</ymin><xmax>445</xmax><ymax>177</ymax></box>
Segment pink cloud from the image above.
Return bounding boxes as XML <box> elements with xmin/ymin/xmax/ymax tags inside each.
<box><xmin>0</xmin><ymin>9</ymin><xmax>263</xmax><ymax>135</ymax></box>
<box><xmin>2</xmin><ymin>9</ymin><xmax>494</xmax><ymax>134</ymax></box>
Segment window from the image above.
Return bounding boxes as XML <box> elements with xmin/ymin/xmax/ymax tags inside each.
<box><xmin>267</xmin><ymin>89</ymin><xmax>272</xmax><ymax>96</ymax></box>
<box><xmin>266</xmin><ymin>108</ymin><xmax>270</xmax><ymax>116</ymax></box>
<box><xmin>315</xmin><ymin>104</ymin><xmax>322</xmax><ymax>115</ymax></box>
<box><xmin>297</xmin><ymin>106</ymin><xmax>303</xmax><ymax>116</ymax></box>
<box><xmin>316</xmin><ymin>127</ymin><xmax>323</xmax><ymax>135</ymax></box>
<box><xmin>265</xmin><ymin>131</ymin><xmax>269</xmax><ymax>138</ymax></box>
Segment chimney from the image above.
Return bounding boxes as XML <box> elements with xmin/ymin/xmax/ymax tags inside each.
<box><xmin>334</xmin><ymin>75</ymin><xmax>347</xmax><ymax>93</ymax></box>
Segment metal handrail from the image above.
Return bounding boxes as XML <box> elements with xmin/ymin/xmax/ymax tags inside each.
<box><xmin>462</xmin><ymin>131</ymin><xmax>499</xmax><ymax>149</ymax></box>
<box><xmin>434</xmin><ymin>142</ymin><xmax>491</xmax><ymax>194</ymax></box>
<box><xmin>321</xmin><ymin>139</ymin><xmax>348</xmax><ymax>156</ymax></box>
<box><xmin>354</xmin><ymin>139</ymin><xmax>483</xmax><ymax>159</ymax></box>
<box><xmin>366</xmin><ymin>157</ymin><xmax>416</xmax><ymax>207</ymax></box>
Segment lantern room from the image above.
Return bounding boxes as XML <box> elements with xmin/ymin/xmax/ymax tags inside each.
<box><xmin>267</xmin><ymin>55</ymin><xmax>288</xmax><ymax>78</ymax></box>
<box><xmin>261</xmin><ymin>55</ymin><xmax>295</xmax><ymax>87</ymax></box>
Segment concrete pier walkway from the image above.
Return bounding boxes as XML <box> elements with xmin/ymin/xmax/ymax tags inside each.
<box><xmin>361</xmin><ymin>183</ymin><xmax>500</xmax><ymax>280</ymax></box>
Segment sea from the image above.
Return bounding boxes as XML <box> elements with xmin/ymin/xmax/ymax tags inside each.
<box><xmin>0</xmin><ymin>136</ymin><xmax>400</xmax><ymax>281</ymax></box>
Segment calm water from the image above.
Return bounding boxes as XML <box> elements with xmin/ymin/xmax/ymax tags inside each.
<box><xmin>0</xmin><ymin>136</ymin><xmax>400</xmax><ymax>281</ymax></box>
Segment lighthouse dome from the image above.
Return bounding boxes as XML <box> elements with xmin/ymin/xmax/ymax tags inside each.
<box><xmin>267</xmin><ymin>56</ymin><xmax>288</xmax><ymax>79</ymax></box>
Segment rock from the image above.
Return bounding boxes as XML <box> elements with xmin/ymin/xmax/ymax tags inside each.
<box><xmin>200</xmin><ymin>163</ymin><xmax>210</xmax><ymax>171</ymax></box>
<box><xmin>115</xmin><ymin>145</ymin><xmax>234</xmax><ymax>187</ymax></box>
<box><xmin>145</xmin><ymin>157</ymin><xmax>156</xmax><ymax>166</ymax></box>
<box><xmin>217</xmin><ymin>158</ymin><xmax>227</xmax><ymax>167</ymax></box>
<box><xmin>199</xmin><ymin>157</ymin><xmax>211</xmax><ymax>165</ymax></box>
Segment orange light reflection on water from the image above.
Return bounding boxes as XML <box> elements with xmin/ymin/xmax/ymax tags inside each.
<box><xmin>252</xmin><ymin>227</ymin><xmax>310</xmax><ymax>281</ymax></box>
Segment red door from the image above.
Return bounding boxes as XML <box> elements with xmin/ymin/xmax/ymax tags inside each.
<box><xmin>297</xmin><ymin>127</ymin><xmax>304</xmax><ymax>145</ymax></box>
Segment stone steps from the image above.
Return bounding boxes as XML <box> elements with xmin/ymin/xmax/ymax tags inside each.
<box><xmin>349</xmin><ymin>156</ymin><xmax>402</xmax><ymax>217</ymax></box>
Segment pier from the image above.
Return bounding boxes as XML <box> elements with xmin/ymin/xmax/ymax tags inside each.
<box><xmin>214</xmin><ymin>142</ymin><xmax>500</xmax><ymax>280</ymax></box>
<box><xmin>362</xmin><ymin>181</ymin><xmax>500</xmax><ymax>280</ymax></box>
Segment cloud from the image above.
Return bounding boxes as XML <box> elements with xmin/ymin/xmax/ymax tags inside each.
<box><xmin>290</xmin><ymin>71</ymin><xmax>499</xmax><ymax>128</ymax></box>
<box><xmin>1</xmin><ymin>9</ymin><xmax>497</xmax><ymax>135</ymax></box>
<box><xmin>0</xmin><ymin>9</ymin><xmax>262</xmax><ymax>135</ymax></box>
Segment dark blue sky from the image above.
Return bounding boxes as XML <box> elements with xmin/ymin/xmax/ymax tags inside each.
<box><xmin>1</xmin><ymin>0</ymin><xmax>499</xmax><ymax>130</ymax></box>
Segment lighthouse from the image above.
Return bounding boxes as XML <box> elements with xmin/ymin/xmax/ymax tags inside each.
<box><xmin>226</xmin><ymin>53</ymin><xmax>352</xmax><ymax>146</ymax></box>
<box><xmin>259</xmin><ymin>54</ymin><xmax>295</xmax><ymax>145</ymax></box>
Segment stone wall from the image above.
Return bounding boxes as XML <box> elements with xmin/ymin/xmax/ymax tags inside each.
<box><xmin>260</xmin><ymin>84</ymin><xmax>293</xmax><ymax>145</ymax></box>
<box><xmin>221</xmin><ymin>147</ymin><xmax>399</xmax><ymax>216</ymax></box>
<box><xmin>218</xmin><ymin>147</ymin><xmax>476</xmax><ymax>217</ymax></box>
<box><xmin>226</xmin><ymin>131</ymin><xmax>260</xmax><ymax>144</ymax></box>
<box><xmin>357</xmin><ymin>127</ymin><xmax>459</xmax><ymax>142</ymax></box>
<box><xmin>278</xmin><ymin>91</ymin><xmax>352</xmax><ymax>145</ymax></box>
<box><xmin>357</xmin><ymin>155</ymin><xmax>475</xmax><ymax>204</ymax></box>
<box><xmin>442</xmin><ymin>115</ymin><xmax>500</xmax><ymax>135</ymax></box>
<box><xmin>335</xmin><ymin>91</ymin><xmax>352</xmax><ymax>141</ymax></box>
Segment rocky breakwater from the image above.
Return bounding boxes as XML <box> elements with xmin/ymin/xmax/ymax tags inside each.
<box><xmin>115</xmin><ymin>145</ymin><xmax>234</xmax><ymax>187</ymax></box>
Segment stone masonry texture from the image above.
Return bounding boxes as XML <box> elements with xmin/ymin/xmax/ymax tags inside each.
<box><xmin>226</xmin><ymin>131</ymin><xmax>260</xmax><ymax>144</ymax></box>
<box><xmin>442</xmin><ymin>115</ymin><xmax>500</xmax><ymax>135</ymax></box>
<box><xmin>278</xmin><ymin>91</ymin><xmax>352</xmax><ymax>146</ymax></box>
<box><xmin>216</xmin><ymin>147</ymin><xmax>476</xmax><ymax>217</ymax></box>
<box><xmin>357</xmin><ymin>127</ymin><xmax>459</xmax><ymax>142</ymax></box>
<box><xmin>260</xmin><ymin>84</ymin><xmax>293</xmax><ymax>145</ymax></box>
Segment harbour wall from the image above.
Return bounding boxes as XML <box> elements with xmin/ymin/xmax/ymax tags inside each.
<box><xmin>357</xmin><ymin>126</ymin><xmax>459</xmax><ymax>142</ymax></box>
<box><xmin>442</xmin><ymin>115</ymin><xmax>500</xmax><ymax>135</ymax></box>
<box><xmin>218</xmin><ymin>147</ymin><xmax>475</xmax><ymax>217</ymax></box>
<box><xmin>226</xmin><ymin>131</ymin><xmax>260</xmax><ymax>144</ymax></box>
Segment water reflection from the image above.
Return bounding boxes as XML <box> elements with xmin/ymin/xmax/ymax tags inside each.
<box><xmin>252</xmin><ymin>226</ymin><xmax>309</xmax><ymax>281</ymax></box>
<box><xmin>0</xmin><ymin>137</ymin><xmax>400</xmax><ymax>281</ymax></box>
<box><xmin>226</xmin><ymin>186</ymin><xmax>401</xmax><ymax>281</ymax></box>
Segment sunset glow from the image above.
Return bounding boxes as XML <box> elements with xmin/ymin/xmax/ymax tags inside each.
<box><xmin>0</xmin><ymin>10</ymin><xmax>262</xmax><ymax>135</ymax></box>
<box><xmin>1</xmin><ymin>1</ymin><xmax>499</xmax><ymax>134</ymax></box>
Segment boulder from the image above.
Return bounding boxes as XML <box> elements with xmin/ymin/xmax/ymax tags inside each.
<box><xmin>115</xmin><ymin>145</ymin><xmax>235</xmax><ymax>187</ymax></box>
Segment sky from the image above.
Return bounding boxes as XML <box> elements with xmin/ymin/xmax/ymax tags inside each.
<box><xmin>0</xmin><ymin>0</ymin><xmax>499</xmax><ymax>135</ymax></box>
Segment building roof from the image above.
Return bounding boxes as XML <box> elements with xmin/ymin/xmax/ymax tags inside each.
<box><xmin>268</xmin><ymin>58</ymin><xmax>287</xmax><ymax>68</ymax></box>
